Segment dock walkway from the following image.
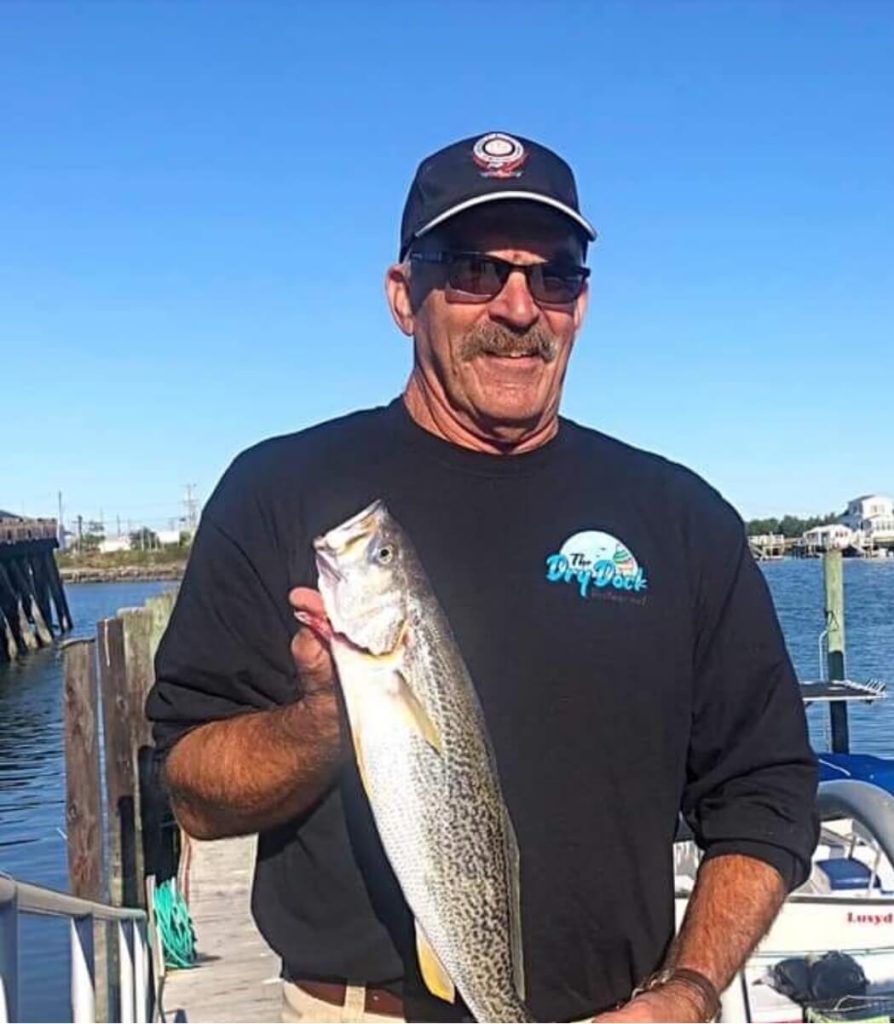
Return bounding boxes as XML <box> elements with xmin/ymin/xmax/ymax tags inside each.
<box><xmin>162</xmin><ymin>834</ymin><xmax>281</xmax><ymax>1023</ymax></box>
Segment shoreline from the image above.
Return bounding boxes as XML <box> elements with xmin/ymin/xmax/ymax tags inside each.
<box><xmin>59</xmin><ymin>564</ymin><xmax>185</xmax><ymax>583</ymax></box>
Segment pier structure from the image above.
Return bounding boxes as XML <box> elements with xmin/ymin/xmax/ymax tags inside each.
<box><xmin>749</xmin><ymin>533</ymin><xmax>788</xmax><ymax>560</ymax></box>
<box><xmin>0</xmin><ymin>512</ymin><xmax>73</xmax><ymax>662</ymax></box>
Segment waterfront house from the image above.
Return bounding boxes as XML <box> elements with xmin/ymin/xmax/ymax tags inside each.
<box><xmin>802</xmin><ymin>524</ymin><xmax>858</xmax><ymax>551</ymax></box>
<box><xmin>841</xmin><ymin>494</ymin><xmax>894</xmax><ymax>546</ymax></box>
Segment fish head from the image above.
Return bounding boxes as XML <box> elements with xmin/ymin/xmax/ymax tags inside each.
<box><xmin>314</xmin><ymin>500</ymin><xmax>410</xmax><ymax>656</ymax></box>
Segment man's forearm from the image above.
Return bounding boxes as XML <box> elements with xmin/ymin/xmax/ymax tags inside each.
<box><xmin>668</xmin><ymin>853</ymin><xmax>786</xmax><ymax>1010</ymax></box>
<box><xmin>164</xmin><ymin>691</ymin><xmax>346</xmax><ymax>840</ymax></box>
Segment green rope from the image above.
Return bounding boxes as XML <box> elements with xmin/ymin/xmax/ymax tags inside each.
<box><xmin>153</xmin><ymin>878</ymin><xmax>197</xmax><ymax>969</ymax></box>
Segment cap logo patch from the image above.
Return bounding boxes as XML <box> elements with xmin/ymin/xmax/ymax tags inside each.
<box><xmin>472</xmin><ymin>132</ymin><xmax>527</xmax><ymax>179</ymax></box>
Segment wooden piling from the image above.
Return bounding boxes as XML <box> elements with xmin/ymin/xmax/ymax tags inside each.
<box><xmin>64</xmin><ymin>639</ymin><xmax>104</xmax><ymax>900</ymax></box>
<box><xmin>120</xmin><ymin>607</ymin><xmax>155</xmax><ymax>904</ymax></box>
<box><xmin>63</xmin><ymin>638</ymin><xmax>111</xmax><ymax>1022</ymax></box>
<box><xmin>1</xmin><ymin>611</ymin><xmax>16</xmax><ymax>662</ymax></box>
<box><xmin>823</xmin><ymin>549</ymin><xmax>848</xmax><ymax>753</ymax></box>
<box><xmin>0</xmin><ymin>564</ymin><xmax>27</xmax><ymax>657</ymax></box>
<box><xmin>29</xmin><ymin>550</ymin><xmax>56</xmax><ymax>634</ymax></box>
<box><xmin>12</xmin><ymin>558</ymin><xmax>53</xmax><ymax>646</ymax></box>
<box><xmin>97</xmin><ymin>617</ymin><xmax>140</xmax><ymax>908</ymax></box>
<box><xmin>45</xmin><ymin>549</ymin><xmax>74</xmax><ymax>631</ymax></box>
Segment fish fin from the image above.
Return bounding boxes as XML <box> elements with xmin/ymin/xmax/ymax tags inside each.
<box><xmin>391</xmin><ymin>669</ymin><xmax>442</xmax><ymax>755</ymax></box>
<box><xmin>504</xmin><ymin>811</ymin><xmax>526</xmax><ymax>1001</ymax></box>
<box><xmin>415</xmin><ymin>922</ymin><xmax>455</xmax><ymax>1004</ymax></box>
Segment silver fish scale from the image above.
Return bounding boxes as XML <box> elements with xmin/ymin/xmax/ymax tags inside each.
<box><xmin>319</xmin><ymin>501</ymin><xmax>533</xmax><ymax>1022</ymax></box>
<box><xmin>370</xmin><ymin>593</ymin><xmax>528</xmax><ymax>1024</ymax></box>
<box><xmin>338</xmin><ymin>589</ymin><xmax>532</xmax><ymax>1023</ymax></box>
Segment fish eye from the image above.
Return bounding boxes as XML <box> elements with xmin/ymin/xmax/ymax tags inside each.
<box><xmin>376</xmin><ymin>545</ymin><xmax>394</xmax><ymax>565</ymax></box>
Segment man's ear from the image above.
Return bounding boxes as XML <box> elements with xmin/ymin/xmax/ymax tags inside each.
<box><xmin>385</xmin><ymin>264</ymin><xmax>415</xmax><ymax>337</ymax></box>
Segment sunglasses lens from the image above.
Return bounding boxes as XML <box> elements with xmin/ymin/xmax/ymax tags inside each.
<box><xmin>446</xmin><ymin>256</ymin><xmax>506</xmax><ymax>297</ymax></box>
<box><xmin>530</xmin><ymin>266</ymin><xmax>585</xmax><ymax>304</ymax></box>
<box><xmin>438</xmin><ymin>253</ymin><xmax>586</xmax><ymax>303</ymax></box>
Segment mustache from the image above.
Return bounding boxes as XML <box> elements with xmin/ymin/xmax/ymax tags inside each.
<box><xmin>458</xmin><ymin>322</ymin><xmax>560</xmax><ymax>363</ymax></box>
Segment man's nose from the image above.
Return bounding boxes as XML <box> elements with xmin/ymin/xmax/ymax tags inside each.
<box><xmin>488</xmin><ymin>269</ymin><xmax>540</xmax><ymax>331</ymax></box>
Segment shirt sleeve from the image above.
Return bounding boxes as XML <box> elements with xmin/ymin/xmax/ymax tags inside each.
<box><xmin>145</xmin><ymin>448</ymin><xmax>303</xmax><ymax>757</ymax></box>
<box><xmin>680</xmin><ymin>494</ymin><xmax>819</xmax><ymax>891</ymax></box>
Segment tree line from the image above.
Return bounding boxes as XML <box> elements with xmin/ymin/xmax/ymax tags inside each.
<box><xmin>746</xmin><ymin>513</ymin><xmax>842</xmax><ymax>538</ymax></box>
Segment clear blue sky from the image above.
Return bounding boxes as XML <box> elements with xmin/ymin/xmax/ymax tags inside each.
<box><xmin>2</xmin><ymin>1</ymin><xmax>891</xmax><ymax>530</ymax></box>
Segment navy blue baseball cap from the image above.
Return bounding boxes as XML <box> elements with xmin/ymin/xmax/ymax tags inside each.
<box><xmin>399</xmin><ymin>131</ymin><xmax>596</xmax><ymax>258</ymax></box>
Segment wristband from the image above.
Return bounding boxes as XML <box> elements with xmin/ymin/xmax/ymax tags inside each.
<box><xmin>632</xmin><ymin>966</ymin><xmax>721</xmax><ymax>1022</ymax></box>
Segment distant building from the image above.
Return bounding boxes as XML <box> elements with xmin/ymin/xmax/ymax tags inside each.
<box><xmin>841</xmin><ymin>494</ymin><xmax>894</xmax><ymax>545</ymax></box>
<box><xmin>802</xmin><ymin>524</ymin><xmax>857</xmax><ymax>551</ymax></box>
<box><xmin>156</xmin><ymin>529</ymin><xmax>183</xmax><ymax>546</ymax></box>
<box><xmin>99</xmin><ymin>535</ymin><xmax>131</xmax><ymax>554</ymax></box>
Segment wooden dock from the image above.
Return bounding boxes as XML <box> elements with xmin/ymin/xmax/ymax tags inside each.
<box><xmin>0</xmin><ymin>512</ymin><xmax>72</xmax><ymax>660</ymax></box>
<box><xmin>161</xmin><ymin>834</ymin><xmax>281</xmax><ymax>1023</ymax></box>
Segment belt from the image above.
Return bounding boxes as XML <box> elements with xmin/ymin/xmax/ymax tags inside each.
<box><xmin>293</xmin><ymin>979</ymin><xmax>405</xmax><ymax>1018</ymax></box>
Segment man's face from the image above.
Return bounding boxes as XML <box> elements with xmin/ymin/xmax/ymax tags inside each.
<box><xmin>388</xmin><ymin>203</ymin><xmax>589</xmax><ymax>447</ymax></box>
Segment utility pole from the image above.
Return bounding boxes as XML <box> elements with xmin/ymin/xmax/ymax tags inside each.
<box><xmin>183</xmin><ymin>484</ymin><xmax>199</xmax><ymax>534</ymax></box>
<box><xmin>77</xmin><ymin>514</ymin><xmax>83</xmax><ymax>556</ymax></box>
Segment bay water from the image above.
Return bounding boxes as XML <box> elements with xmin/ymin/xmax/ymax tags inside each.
<box><xmin>1</xmin><ymin>564</ymin><xmax>893</xmax><ymax>1021</ymax></box>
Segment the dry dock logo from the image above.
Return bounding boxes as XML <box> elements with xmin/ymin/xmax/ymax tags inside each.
<box><xmin>545</xmin><ymin>530</ymin><xmax>648</xmax><ymax>602</ymax></box>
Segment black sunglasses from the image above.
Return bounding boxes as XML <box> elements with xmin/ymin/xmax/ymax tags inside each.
<box><xmin>408</xmin><ymin>250</ymin><xmax>590</xmax><ymax>305</ymax></box>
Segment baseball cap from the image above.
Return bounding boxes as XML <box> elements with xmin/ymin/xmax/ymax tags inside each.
<box><xmin>399</xmin><ymin>131</ymin><xmax>596</xmax><ymax>259</ymax></box>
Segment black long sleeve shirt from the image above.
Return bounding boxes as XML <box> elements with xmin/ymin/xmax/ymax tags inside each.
<box><xmin>146</xmin><ymin>399</ymin><xmax>818</xmax><ymax>1022</ymax></box>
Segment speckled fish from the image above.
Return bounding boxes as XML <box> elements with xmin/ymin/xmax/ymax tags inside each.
<box><xmin>311</xmin><ymin>499</ymin><xmax>533</xmax><ymax>1023</ymax></box>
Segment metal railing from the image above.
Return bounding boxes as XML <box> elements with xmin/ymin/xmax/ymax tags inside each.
<box><xmin>0</xmin><ymin>873</ymin><xmax>150</xmax><ymax>1024</ymax></box>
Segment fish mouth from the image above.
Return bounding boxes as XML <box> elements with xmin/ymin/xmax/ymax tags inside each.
<box><xmin>315</xmin><ymin>549</ymin><xmax>343</xmax><ymax>586</ymax></box>
<box><xmin>314</xmin><ymin>499</ymin><xmax>386</xmax><ymax>558</ymax></box>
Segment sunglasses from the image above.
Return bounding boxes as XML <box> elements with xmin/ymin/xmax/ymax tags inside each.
<box><xmin>408</xmin><ymin>250</ymin><xmax>590</xmax><ymax>305</ymax></box>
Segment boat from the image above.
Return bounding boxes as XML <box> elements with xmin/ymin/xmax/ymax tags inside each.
<box><xmin>675</xmin><ymin>678</ymin><xmax>894</xmax><ymax>1022</ymax></box>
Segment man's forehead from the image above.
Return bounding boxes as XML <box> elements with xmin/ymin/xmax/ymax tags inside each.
<box><xmin>434</xmin><ymin>202</ymin><xmax>585</xmax><ymax>255</ymax></box>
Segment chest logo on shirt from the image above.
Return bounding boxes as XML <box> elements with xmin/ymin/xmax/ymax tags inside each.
<box><xmin>545</xmin><ymin>530</ymin><xmax>648</xmax><ymax>600</ymax></box>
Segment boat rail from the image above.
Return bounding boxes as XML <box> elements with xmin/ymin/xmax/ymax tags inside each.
<box><xmin>0</xmin><ymin>873</ymin><xmax>150</xmax><ymax>1024</ymax></box>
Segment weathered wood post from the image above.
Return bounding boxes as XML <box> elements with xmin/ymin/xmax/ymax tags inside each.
<box><xmin>45</xmin><ymin>549</ymin><xmax>74</xmax><ymax>631</ymax></box>
<box><xmin>98</xmin><ymin>617</ymin><xmax>140</xmax><ymax>908</ymax></box>
<box><xmin>63</xmin><ymin>637</ymin><xmax>110</xmax><ymax>1020</ymax></box>
<box><xmin>64</xmin><ymin>640</ymin><xmax>103</xmax><ymax>900</ymax></box>
<box><xmin>0</xmin><ymin>563</ymin><xmax>25</xmax><ymax>658</ymax></box>
<box><xmin>1</xmin><ymin>610</ymin><xmax>15</xmax><ymax>662</ymax></box>
<box><xmin>120</xmin><ymin>607</ymin><xmax>155</xmax><ymax>904</ymax></box>
<box><xmin>8</xmin><ymin>558</ymin><xmax>52</xmax><ymax>646</ymax></box>
<box><xmin>142</xmin><ymin>592</ymin><xmax>179</xmax><ymax>882</ymax></box>
<box><xmin>28</xmin><ymin>552</ymin><xmax>55</xmax><ymax>630</ymax></box>
<box><xmin>823</xmin><ymin>549</ymin><xmax>848</xmax><ymax>753</ymax></box>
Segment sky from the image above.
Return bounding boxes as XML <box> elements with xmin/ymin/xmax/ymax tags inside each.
<box><xmin>2</xmin><ymin>0</ymin><xmax>892</xmax><ymax>531</ymax></box>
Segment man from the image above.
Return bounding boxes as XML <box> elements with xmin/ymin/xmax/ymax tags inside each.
<box><xmin>146</xmin><ymin>131</ymin><xmax>818</xmax><ymax>1023</ymax></box>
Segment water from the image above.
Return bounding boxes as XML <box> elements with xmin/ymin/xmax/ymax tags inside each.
<box><xmin>1</xmin><ymin>565</ymin><xmax>893</xmax><ymax>1021</ymax></box>
<box><xmin>762</xmin><ymin>559</ymin><xmax>894</xmax><ymax>756</ymax></box>
<box><xmin>0</xmin><ymin>581</ymin><xmax>173</xmax><ymax>1022</ymax></box>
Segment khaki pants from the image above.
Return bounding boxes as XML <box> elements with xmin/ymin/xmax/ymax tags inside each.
<box><xmin>282</xmin><ymin>980</ymin><xmax>405</xmax><ymax>1023</ymax></box>
<box><xmin>282</xmin><ymin>980</ymin><xmax>598</xmax><ymax>1022</ymax></box>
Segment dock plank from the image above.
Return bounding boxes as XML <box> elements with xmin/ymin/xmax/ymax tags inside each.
<box><xmin>162</xmin><ymin>834</ymin><xmax>281</xmax><ymax>1023</ymax></box>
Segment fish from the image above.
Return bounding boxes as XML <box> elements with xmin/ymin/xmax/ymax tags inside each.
<box><xmin>310</xmin><ymin>499</ymin><xmax>534</xmax><ymax>1023</ymax></box>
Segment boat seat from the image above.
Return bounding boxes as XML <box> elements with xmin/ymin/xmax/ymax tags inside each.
<box><xmin>814</xmin><ymin>856</ymin><xmax>881</xmax><ymax>891</ymax></box>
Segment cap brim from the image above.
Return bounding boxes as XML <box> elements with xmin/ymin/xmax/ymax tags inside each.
<box><xmin>412</xmin><ymin>191</ymin><xmax>597</xmax><ymax>247</ymax></box>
